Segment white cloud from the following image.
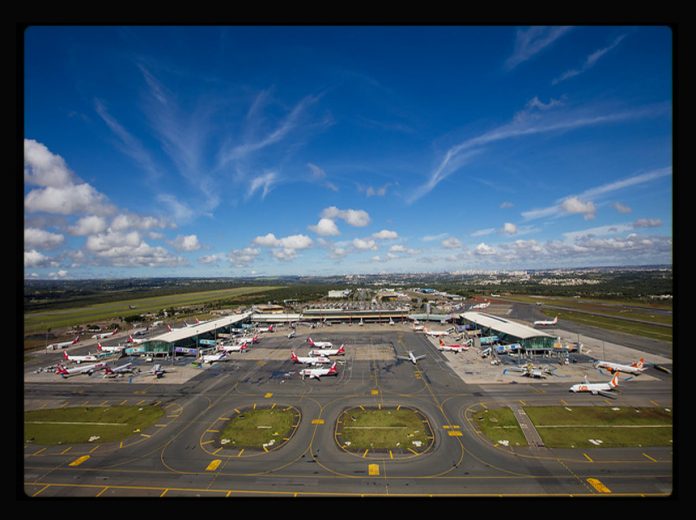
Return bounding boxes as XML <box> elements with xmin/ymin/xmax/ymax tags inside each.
<box><xmin>309</xmin><ymin>218</ymin><xmax>340</xmax><ymax>237</ymax></box>
<box><xmin>111</xmin><ymin>214</ymin><xmax>169</xmax><ymax>232</ymax></box>
<box><xmin>273</xmin><ymin>249</ymin><xmax>298</xmax><ymax>261</ymax></box>
<box><xmin>505</xmin><ymin>26</ymin><xmax>572</xmax><ymax>70</ymax></box>
<box><xmin>562</xmin><ymin>224</ymin><xmax>633</xmax><ymax>242</ymax></box>
<box><xmin>422</xmin><ymin>233</ymin><xmax>449</xmax><ymax>242</ymax></box>
<box><xmin>199</xmin><ymin>254</ymin><xmax>224</xmax><ymax>265</ymax></box>
<box><xmin>253</xmin><ymin>233</ymin><xmax>312</xmax><ymax>261</ymax></box>
<box><xmin>24</xmin><ymin>139</ymin><xmax>76</xmax><ymax>188</ymax></box>
<box><xmin>474</xmin><ymin>243</ymin><xmax>497</xmax><ymax>256</ymax></box>
<box><xmin>254</xmin><ymin>233</ymin><xmax>281</xmax><ymax>247</ymax></box>
<box><xmin>228</xmin><ymin>247</ymin><xmax>260</xmax><ymax>267</ymax></box>
<box><xmin>471</xmin><ymin>228</ymin><xmax>496</xmax><ymax>237</ymax></box>
<box><xmin>560</xmin><ymin>197</ymin><xmax>596</xmax><ymax>220</ymax></box>
<box><xmin>49</xmin><ymin>270</ymin><xmax>68</xmax><ymax>279</ymax></box>
<box><xmin>553</xmin><ymin>34</ymin><xmax>627</xmax><ymax>85</ymax></box>
<box><xmin>613</xmin><ymin>202</ymin><xmax>632</xmax><ymax>214</ymax></box>
<box><xmin>359</xmin><ymin>183</ymin><xmax>392</xmax><ymax>197</ymax></box>
<box><xmin>442</xmin><ymin>237</ymin><xmax>463</xmax><ymax>249</ymax></box>
<box><xmin>321</xmin><ymin>206</ymin><xmax>371</xmax><ymax>227</ymax></box>
<box><xmin>157</xmin><ymin>194</ymin><xmax>194</xmax><ymax>223</ymax></box>
<box><xmin>24</xmin><ymin>228</ymin><xmax>64</xmax><ymax>249</ymax></box>
<box><xmin>24</xmin><ymin>249</ymin><xmax>49</xmax><ymax>267</ymax></box>
<box><xmin>502</xmin><ymin>222</ymin><xmax>518</xmax><ymax>235</ymax></box>
<box><xmin>353</xmin><ymin>238</ymin><xmax>378</xmax><ymax>251</ymax></box>
<box><xmin>247</xmin><ymin>172</ymin><xmax>278</xmax><ymax>200</ymax></box>
<box><xmin>500</xmin><ymin>201</ymin><xmax>514</xmax><ymax>209</ymax></box>
<box><xmin>389</xmin><ymin>244</ymin><xmax>407</xmax><ymax>253</ymax></box>
<box><xmin>634</xmin><ymin>218</ymin><xmax>662</xmax><ymax>228</ymax></box>
<box><xmin>307</xmin><ymin>163</ymin><xmax>339</xmax><ymax>192</ymax></box>
<box><xmin>170</xmin><ymin>234</ymin><xmax>201</xmax><ymax>252</ymax></box>
<box><xmin>69</xmin><ymin>215</ymin><xmax>108</xmax><ymax>236</ymax></box>
<box><xmin>373</xmin><ymin>229</ymin><xmax>398</xmax><ymax>240</ymax></box>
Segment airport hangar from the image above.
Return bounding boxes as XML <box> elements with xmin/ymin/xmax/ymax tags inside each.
<box><xmin>460</xmin><ymin>311</ymin><xmax>559</xmax><ymax>354</ymax></box>
<box><xmin>125</xmin><ymin>312</ymin><xmax>253</xmax><ymax>357</ymax></box>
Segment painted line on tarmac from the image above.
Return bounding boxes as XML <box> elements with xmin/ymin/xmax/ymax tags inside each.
<box><xmin>68</xmin><ymin>455</ymin><xmax>90</xmax><ymax>467</ymax></box>
<box><xmin>586</xmin><ymin>478</ymin><xmax>611</xmax><ymax>494</ymax></box>
<box><xmin>642</xmin><ymin>453</ymin><xmax>658</xmax><ymax>463</ymax></box>
<box><xmin>583</xmin><ymin>453</ymin><xmax>593</xmax><ymax>462</ymax></box>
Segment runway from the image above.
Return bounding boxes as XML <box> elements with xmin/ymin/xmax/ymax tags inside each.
<box><xmin>23</xmin><ymin>331</ymin><xmax>673</xmax><ymax>497</ymax></box>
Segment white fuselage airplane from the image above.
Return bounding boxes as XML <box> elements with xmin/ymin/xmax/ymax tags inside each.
<box><xmin>217</xmin><ymin>343</ymin><xmax>249</xmax><ymax>353</ymax></box>
<box><xmin>299</xmin><ymin>362</ymin><xmax>338</xmax><ymax>380</ymax></box>
<box><xmin>97</xmin><ymin>342</ymin><xmax>126</xmax><ymax>354</ymax></box>
<box><xmin>47</xmin><ymin>336</ymin><xmax>80</xmax><ymax>350</ymax></box>
<box><xmin>309</xmin><ymin>345</ymin><xmax>345</xmax><ymax>357</ymax></box>
<box><xmin>423</xmin><ymin>327</ymin><xmax>449</xmax><ymax>337</ymax></box>
<box><xmin>534</xmin><ymin>316</ymin><xmax>558</xmax><ymax>327</ymax></box>
<box><xmin>56</xmin><ymin>362</ymin><xmax>106</xmax><ymax>378</ymax></box>
<box><xmin>569</xmin><ymin>373</ymin><xmax>620</xmax><ymax>396</ymax></box>
<box><xmin>127</xmin><ymin>335</ymin><xmax>145</xmax><ymax>344</ymax></box>
<box><xmin>437</xmin><ymin>339</ymin><xmax>469</xmax><ymax>353</ymax></box>
<box><xmin>257</xmin><ymin>325</ymin><xmax>274</xmax><ymax>333</ymax></box>
<box><xmin>199</xmin><ymin>352</ymin><xmax>229</xmax><ymax>364</ymax></box>
<box><xmin>307</xmin><ymin>337</ymin><xmax>333</xmax><ymax>349</ymax></box>
<box><xmin>103</xmin><ymin>362</ymin><xmax>134</xmax><ymax>376</ymax></box>
<box><xmin>471</xmin><ymin>301</ymin><xmax>490</xmax><ymax>310</ymax></box>
<box><xmin>594</xmin><ymin>358</ymin><xmax>646</xmax><ymax>376</ymax></box>
<box><xmin>291</xmin><ymin>352</ymin><xmax>331</xmax><ymax>365</ymax></box>
<box><xmin>397</xmin><ymin>351</ymin><xmax>426</xmax><ymax>365</ymax></box>
<box><xmin>63</xmin><ymin>350</ymin><xmax>98</xmax><ymax>364</ymax></box>
<box><xmin>92</xmin><ymin>329</ymin><xmax>118</xmax><ymax>340</ymax></box>
<box><xmin>412</xmin><ymin>324</ymin><xmax>424</xmax><ymax>332</ymax></box>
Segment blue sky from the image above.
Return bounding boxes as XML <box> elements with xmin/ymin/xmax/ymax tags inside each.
<box><xmin>23</xmin><ymin>26</ymin><xmax>672</xmax><ymax>278</ymax></box>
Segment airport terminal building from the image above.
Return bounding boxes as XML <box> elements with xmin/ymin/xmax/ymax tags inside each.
<box><xmin>460</xmin><ymin>311</ymin><xmax>557</xmax><ymax>353</ymax></box>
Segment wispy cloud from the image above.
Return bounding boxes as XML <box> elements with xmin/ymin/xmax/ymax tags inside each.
<box><xmin>307</xmin><ymin>163</ymin><xmax>339</xmax><ymax>192</ymax></box>
<box><xmin>409</xmin><ymin>100</ymin><xmax>668</xmax><ymax>203</ymax></box>
<box><xmin>552</xmin><ymin>34</ymin><xmax>627</xmax><ymax>85</ymax></box>
<box><xmin>505</xmin><ymin>26</ymin><xmax>572</xmax><ymax>70</ymax></box>
<box><xmin>246</xmin><ymin>172</ymin><xmax>279</xmax><ymax>200</ymax></box>
<box><xmin>422</xmin><ymin>233</ymin><xmax>449</xmax><ymax>242</ymax></box>
<box><xmin>522</xmin><ymin>167</ymin><xmax>672</xmax><ymax>221</ymax></box>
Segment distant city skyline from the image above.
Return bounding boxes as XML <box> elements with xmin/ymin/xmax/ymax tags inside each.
<box><xmin>24</xmin><ymin>26</ymin><xmax>672</xmax><ymax>279</ymax></box>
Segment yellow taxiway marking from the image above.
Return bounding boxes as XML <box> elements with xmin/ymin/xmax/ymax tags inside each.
<box><xmin>218</xmin><ymin>417</ymin><xmax>230</xmax><ymax>421</ymax></box>
<box><xmin>32</xmin><ymin>485</ymin><xmax>50</xmax><ymax>497</ymax></box>
<box><xmin>311</xmin><ymin>419</ymin><xmax>325</xmax><ymax>425</ymax></box>
<box><xmin>60</xmin><ymin>447</ymin><xmax>72</xmax><ymax>455</ymax></box>
<box><xmin>359</xmin><ymin>405</ymin><xmax>365</xmax><ymax>411</ymax></box>
<box><xmin>560</xmin><ymin>400</ymin><xmax>569</xmax><ymax>406</ymax></box>
<box><xmin>205</xmin><ymin>459</ymin><xmax>222</xmax><ymax>471</ymax></box>
<box><xmin>396</xmin><ymin>405</ymin><xmax>401</xmax><ymax>411</ymax></box>
<box><xmin>448</xmin><ymin>430</ymin><xmax>463</xmax><ymax>437</ymax></box>
<box><xmin>31</xmin><ymin>448</ymin><xmax>47</xmax><ymax>456</ymax></box>
<box><xmin>368</xmin><ymin>464</ymin><xmax>380</xmax><ymax>476</ymax></box>
<box><xmin>89</xmin><ymin>444</ymin><xmax>101</xmax><ymax>453</ymax></box>
<box><xmin>263</xmin><ymin>446</ymin><xmax>269</xmax><ymax>453</ymax></box>
<box><xmin>167</xmin><ymin>415</ymin><xmax>180</xmax><ymax>418</ymax></box>
<box><xmin>226</xmin><ymin>490</ymin><xmax>232</xmax><ymax>497</ymax></box>
<box><xmin>201</xmin><ymin>440</ymin><xmax>215</xmax><ymax>446</ymax></box>
<box><xmin>119</xmin><ymin>442</ymin><xmax>124</xmax><ymax>449</ymax></box>
<box><xmin>234</xmin><ymin>408</ymin><xmax>241</xmax><ymax>414</ymax></box>
<box><xmin>587</xmin><ymin>478</ymin><xmax>611</xmax><ymax>494</ymax></box>
<box><xmin>81</xmin><ymin>401</ymin><xmax>90</xmax><ymax>406</ymax></box>
<box><xmin>68</xmin><ymin>455</ymin><xmax>90</xmax><ymax>467</ymax></box>
<box><xmin>237</xmin><ymin>449</ymin><xmax>245</xmax><ymax>457</ymax></box>
<box><xmin>155</xmin><ymin>424</ymin><xmax>167</xmax><ymax>428</ymax></box>
<box><xmin>134</xmin><ymin>390</ymin><xmax>146</xmax><ymax>395</ymax></box>
<box><xmin>264</xmin><ymin>392</ymin><xmax>273</xmax><ymax>398</ymax></box>
<box><xmin>152</xmin><ymin>400</ymin><xmax>161</xmax><ymax>406</ymax></box>
<box><xmin>443</xmin><ymin>425</ymin><xmax>461</xmax><ymax>430</ymax></box>
<box><xmin>643</xmin><ymin>453</ymin><xmax>658</xmax><ymax>463</ymax></box>
<box><xmin>95</xmin><ymin>487</ymin><xmax>108</xmax><ymax>497</ymax></box>
<box><xmin>389</xmin><ymin>450</ymin><xmax>394</xmax><ymax>460</ymax></box>
<box><xmin>480</xmin><ymin>402</ymin><xmax>488</xmax><ymax>409</ymax></box>
<box><xmin>253</xmin><ymin>403</ymin><xmax>257</xmax><ymax>410</ymax></box>
<box><xmin>378</xmin><ymin>403</ymin><xmax>382</xmax><ymax>410</ymax></box>
<box><xmin>407</xmin><ymin>448</ymin><xmax>418</xmax><ymax>455</ymax></box>
<box><xmin>271</xmin><ymin>403</ymin><xmax>277</xmax><ymax>409</ymax></box>
<box><xmin>160</xmin><ymin>489</ymin><xmax>169</xmax><ymax>497</ymax></box>
<box><xmin>650</xmin><ymin>400</ymin><xmax>660</xmax><ymax>407</ymax></box>
<box><xmin>206</xmin><ymin>429</ymin><xmax>219</xmax><ymax>433</ymax></box>
<box><xmin>583</xmin><ymin>453</ymin><xmax>594</xmax><ymax>462</ymax></box>
<box><xmin>371</xmin><ymin>389</ymin><xmax>379</xmax><ymax>395</ymax></box>
<box><xmin>99</xmin><ymin>401</ymin><xmax>109</xmax><ymax>406</ymax></box>
<box><xmin>362</xmin><ymin>449</ymin><xmax>369</xmax><ymax>458</ymax></box>
<box><xmin>518</xmin><ymin>400</ymin><xmax>527</xmax><ymax>406</ymax></box>
<box><xmin>213</xmin><ymin>448</ymin><xmax>222</xmax><ymax>456</ymax></box>
<box><xmin>140</xmin><ymin>433</ymin><xmax>151</xmax><ymax>438</ymax></box>
<box><xmin>136</xmin><ymin>400</ymin><xmax>146</xmax><ymax>406</ymax></box>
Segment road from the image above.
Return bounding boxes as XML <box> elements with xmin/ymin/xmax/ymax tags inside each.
<box><xmin>23</xmin><ymin>331</ymin><xmax>673</xmax><ymax>497</ymax></box>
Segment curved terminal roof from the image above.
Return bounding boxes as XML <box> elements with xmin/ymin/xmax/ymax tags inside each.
<box><xmin>461</xmin><ymin>312</ymin><xmax>553</xmax><ymax>339</ymax></box>
<box><xmin>149</xmin><ymin>312</ymin><xmax>252</xmax><ymax>344</ymax></box>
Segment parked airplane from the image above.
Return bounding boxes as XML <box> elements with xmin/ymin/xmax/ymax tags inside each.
<box><xmin>63</xmin><ymin>350</ymin><xmax>98</xmax><ymax>364</ymax></box>
<box><xmin>185</xmin><ymin>318</ymin><xmax>209</xmax><ymax>327</ymax></box>
<box><xmin>534</xmin><ymin>316</ymin><xmax>558</xmax><ymax>327</ymax></box>
<box><xmin>389</xmin><ymin>318</ymin><xmax>395</xmax><ymax>326</ymax></box>
<box><xmin>307</xmin><ymin>337</ymin><xmax>333</xmax><ymax>349</ymax></box>
<box><xmin>217</xmin><ymin>342</ymin><xmax>249</xmax><ymax>353</ymax></box>
<box><xmin>56</xmin><ymin>362</ymin><xmax>106</xmax><ymax>378</ymax></box>
<box><xmin>198</xmin><ymin>351</ymin><xmax>229</xmax><ymax>364</ymax></box>
<box><xmin>127</xmin><ymin>335</ymin><xmax>145</xmax><ymax>344</ymax></box>
<box><xmin>46</xmin><ymin>336</ymin><xmax>80</xmax><ymax>350</ymax></box>
<box><xmin>569</xmin><ymin>373</ymin><xmax>620</xmax><ymax>397</ymax></box>
<box><xmin>412</xmin><ymin>324</ymin><xmax>425</xmax><ymax>332</ymax></box>
<box><xmin>102</xmin><ymin>362</ymin><xmax>135</xmax><ymax>377</ymax></box>
<box><xmin>299</xmin><ymin>362</ymin><xmax>338</xmax><ymax>380</ymax></box>
<box><xmin>470</xmin><ymin>301</ymin><xmax>490</xmax><ymax>310</ymax></box>
<box><xmin>141</xmin><ymin>363</ymin><xmax>168</xmax><ymax>378</ymax></box>
<box><xmin>437</xmin><ymin>339</ymin><xmax>469</xmax><ymax>353</ymax></box>
<box><xmin>309</xmin><ymin>344</ymin><xmax>345</xmax><ymax>357</ymax></box>
<box><xmin>291</xmin><ymin>352</ymin><xmax>331</xmax><ymax>366</ymax></box>
<box><xmin>423</xmin><ymin>326</ymin><xmax>450</xmax><ymax>337</ymax></box>
<box><xmin>91</xmin><ymin>328</ymin><xmax>119</xmax><ymax>340</ymax></box>
<box><xmin>503</xmin><ymin>363</ymin><xmax>555</xmax><ymax>379</ymax></box>
<box><xmin>288</xmin><ymin>330</ymin><xmax>296</xmax><ymax>339</ymax></box>
<box><xmin>594</xmin><ymin>358</ymin><xmax>647</xmax><ymax>376</ymax></box>
<box><xmin>97</xmin><ymin>342</ymin><xmax>127</xmax><ymax>354</ymax></box>
<box><xmin>397</xmin><ymin>351</ymin><xmax>426</xmax><ymax>365</ymax></box>
<box><xmin>257</xmin><ymin>325</ymin><xmax>275</xmax><ymax>333</ymax></box>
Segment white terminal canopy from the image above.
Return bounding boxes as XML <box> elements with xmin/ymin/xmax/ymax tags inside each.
<box><xmin>461</xmin><ymin>311</ymin><xmax>553</xmax><ymax>339</ymax></box>
<box><xmin>149</xmin><ymin>312</ymin><xmax>252</xmax><ymax>343</ymax></box>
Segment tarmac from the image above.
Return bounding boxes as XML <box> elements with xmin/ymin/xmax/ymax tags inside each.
<box><xmin>22</xmin><ymin>323</ymin><xmax>673</xmax><ymax>498</ymax></box>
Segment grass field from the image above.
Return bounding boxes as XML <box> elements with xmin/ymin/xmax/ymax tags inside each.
<box><xmin>24</xmin><ymin>286</ymin><xmax>282</xmax><ymax>334</ymax></box>
<box><xmin>337</xmin><ymin>408</ymin><xmax>432</xmax><ymax>451</ymax></box>
<box><xmin>524</xmin><ymin>406</ymin><xmax>672</xmax><ymax>448</ymax></box>
<box><xmin>472</xmin><ymin>408</ymin><xmax>527</xmax><ymax>447</ymax></box>
<box><xmin>219</xmin><ymin>407</ymin><xmax>298</xmax><ymax>449</ymax></box>
<box><xmin>24</xmin><ymin>405</ymin><xmax>164</xmax><ymax>445</ymax></box>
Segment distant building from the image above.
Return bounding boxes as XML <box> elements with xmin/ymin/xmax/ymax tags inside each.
<box><xmin>328</xmin><ymin>290</ymin><xmax>351</xmax><ymax>299</ymax></box>
<box><xmin>255</xmin><ymin>304</ymin><xmax>285</xmax><ymax>314</ymax></box>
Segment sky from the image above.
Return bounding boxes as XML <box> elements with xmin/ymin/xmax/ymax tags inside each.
<box><xmin>23</xmin><ymin>26</ymin><xmax>673</xmax><ymax>279</ymax></box>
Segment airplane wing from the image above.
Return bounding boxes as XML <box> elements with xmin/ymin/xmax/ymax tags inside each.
<box><xmin>414</xmin><ymin>355</ymin><xmax>426</xmax><ymax>361</ymax></box>
<box><xmin>396</xmin><ymin>356</ymin><xmax>409</xmax><ymax>361</ymax></box>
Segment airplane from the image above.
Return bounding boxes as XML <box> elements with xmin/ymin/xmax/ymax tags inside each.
<box><xmin>290</xmin><ymin>352</ymin><xmax>331</xmax><ymax>366</ymax></box>
<box><xmin>244</xmin><ymin>334</ymin><xmax>260</xmax><ymax>344</ymax></box>
<box><xmin>534</xmin><ymin>316</ymin><xmax>558</xmax><ymax>327</ymax></box>
<box><xmin>503</xmin><ymin>363</ymin><xmax>555</xmax><ymax>379</ymax></box>
<box><xmin>102</xmin><ymin>362</ymin><xmax>135</xmax><ymax>377</ymax></box>
<box><xmin>397</xmin><ymin>351</ymin><xmax>426</xmax><ymax>365</ymax></box>
<box><xmin>437</xmin><ymin>338</ymin><xmax>469</xmax><ymax>353</ymax></box>
<box><xmin>359</xmin><ymin>318</ymin><xmax>364</xmax><ymax>326</ymax></box>
<box><xmin>412</xmin><ymin>323</ymin><xmax>424</xmax><ymax>332</ymax></box>
<box><xmin>308</xmin><ymin>344</ymin><xmax>345</xmax><ymax>357</ymax></box>
<box><xmin>423</xmin><ymin>326</ymin><xmax>450</xmax><ymax>337</ymax></box>
<box><xmin>62</xmin><ymin>350</ymin><xmax>98</xmax><ymax>364</ymax></box>
<box><xmin>256</xmin><ymin>325</ymin><xmax>275</xmax><ymax>333</ymax></box>
<box><xmin>594</xmin><ymin>358</ymin><xmax>647</xmax><ymax>376</ymax></box>
<box><xmin>470</xmin><ymin>301</ymin><xmax>490</xmax><ymax>310</ymax></box>
<box><xmin>198</xmin><ymin>351</ymin><xmax>229</xmax><ymax>364</ymax></box>
<box><xmin>389</xmin><ymin>317</ymin><xmax>395</xmax><ymax>326</ymax></box>
<box><xmin>97</xmin><ymin>342</ymin><xmax>127</xmax><ymax>354</ymax></box>
<box><xmin>569</xmin><ymin>373</ymin><xmax>620</xmax><ymax>397</ymax></box>
<box><xmin>140</xmin><ymin>363</ymin><xmax>169</xmax><ymax>378</ymax></box>
<box><xmin>217</xmin><ymin>342</ymin><xmax>249</xmax><ymax>353</ymax></box>
<box><xmin>46</xmin><ymin>336</ymin><xmax>80</xmax><ymax>350</ymax></box>
<box><xmin>299</xmin><ymin>361</ymin><xmax>338</xmax><ymax>380</ymax></box>
<box><xmin>56</xmin><ymin>362</ymin><xmax>106</xmax><ymax>378</ymax></box>
<box><xmin>127</xmin><ymin>335</ymin><xmax>145</xmax><ymax>344</ymax></box>
<box><xmin>91</xmin><ymin>328</ymin><xmax>119</xmax><ymax>340</ymax></box>
<box><xmin>185</xmin><ymin>318</ymin><xmax>209</xmax><ymax>327</ymax></box>
<box><xmin>307</xmin><ymin>337</ymin><xmax>333</xmax><ymax>349</ymax></box>
<box><xmin>288</xmin><ymin>330</ymin><xmax>296</xmax><ymax>339</ymax></box>
<box><xmin>166</xmin><ymin>324</ymin><xmax>185</xmax><ymax>333</ymax></box>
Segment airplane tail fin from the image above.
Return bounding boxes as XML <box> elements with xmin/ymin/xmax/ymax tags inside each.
<box><xmin>610</xmin><ymin>372</ymin><xmax>620</xmax><ymax>388</ymax></box>
<box><xmin>269</xmin><ymin>325</ymin><xmax>274</xmax><ymax>332</ymax></box>
<box><xmin>241</xmin><ymin>344</ymin><xmax>248</xmax><ymax>351</ymax></box>
<box><xmin>634</xmin><ymin>358</ymin><xmax>645</xmax><ymax>369</ymax></box>
<box><xmin>63</xmin><ymin>351</ymin><xmax>69</xmax><ymax>360</ymax></box>
<box><xmin>128</xmin><ymin>335</ymin><xmax>134</xmax><ymax>343</ymax></box>
<box><xmin>338</xmin><ymin>345</ymin><xmax>345</xmax><ymax>354</ymax></box>
<box><xmin>290</xmin><ymin>352</ymin><xmax>298</xmax><ymax>362</ymax></box>
<box><xmin>439</xmin><ymin>338</ymin><xmax>444</xmax><ymax>346</ymax></box>
<box><xmin>57</xmin><ymin>366</ymin><xmax>69</xmax><ymax>377</ymax></box>
<box><xmin>167</xmin><ymin>324</ymin><xmax>172</xmax><ymax>332</ymax></box>
<box><xmin>307</xmin><ymin>337</ymin><xmax>314</xmax><ymax>345</ymax></box>
<box><xmin>328</xmin><ymin>362</ymin><xmax>337</xmax><ymax>375</ymax></box>
<box><xmin>97</xmin><ymin>343</ymin><xmax>102</xmax><ymax>351</ymax></box>
<box><xmin>72</xmin><ymin>336</ymin><xmax>80</xmax><ymax>344</ymax></box>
